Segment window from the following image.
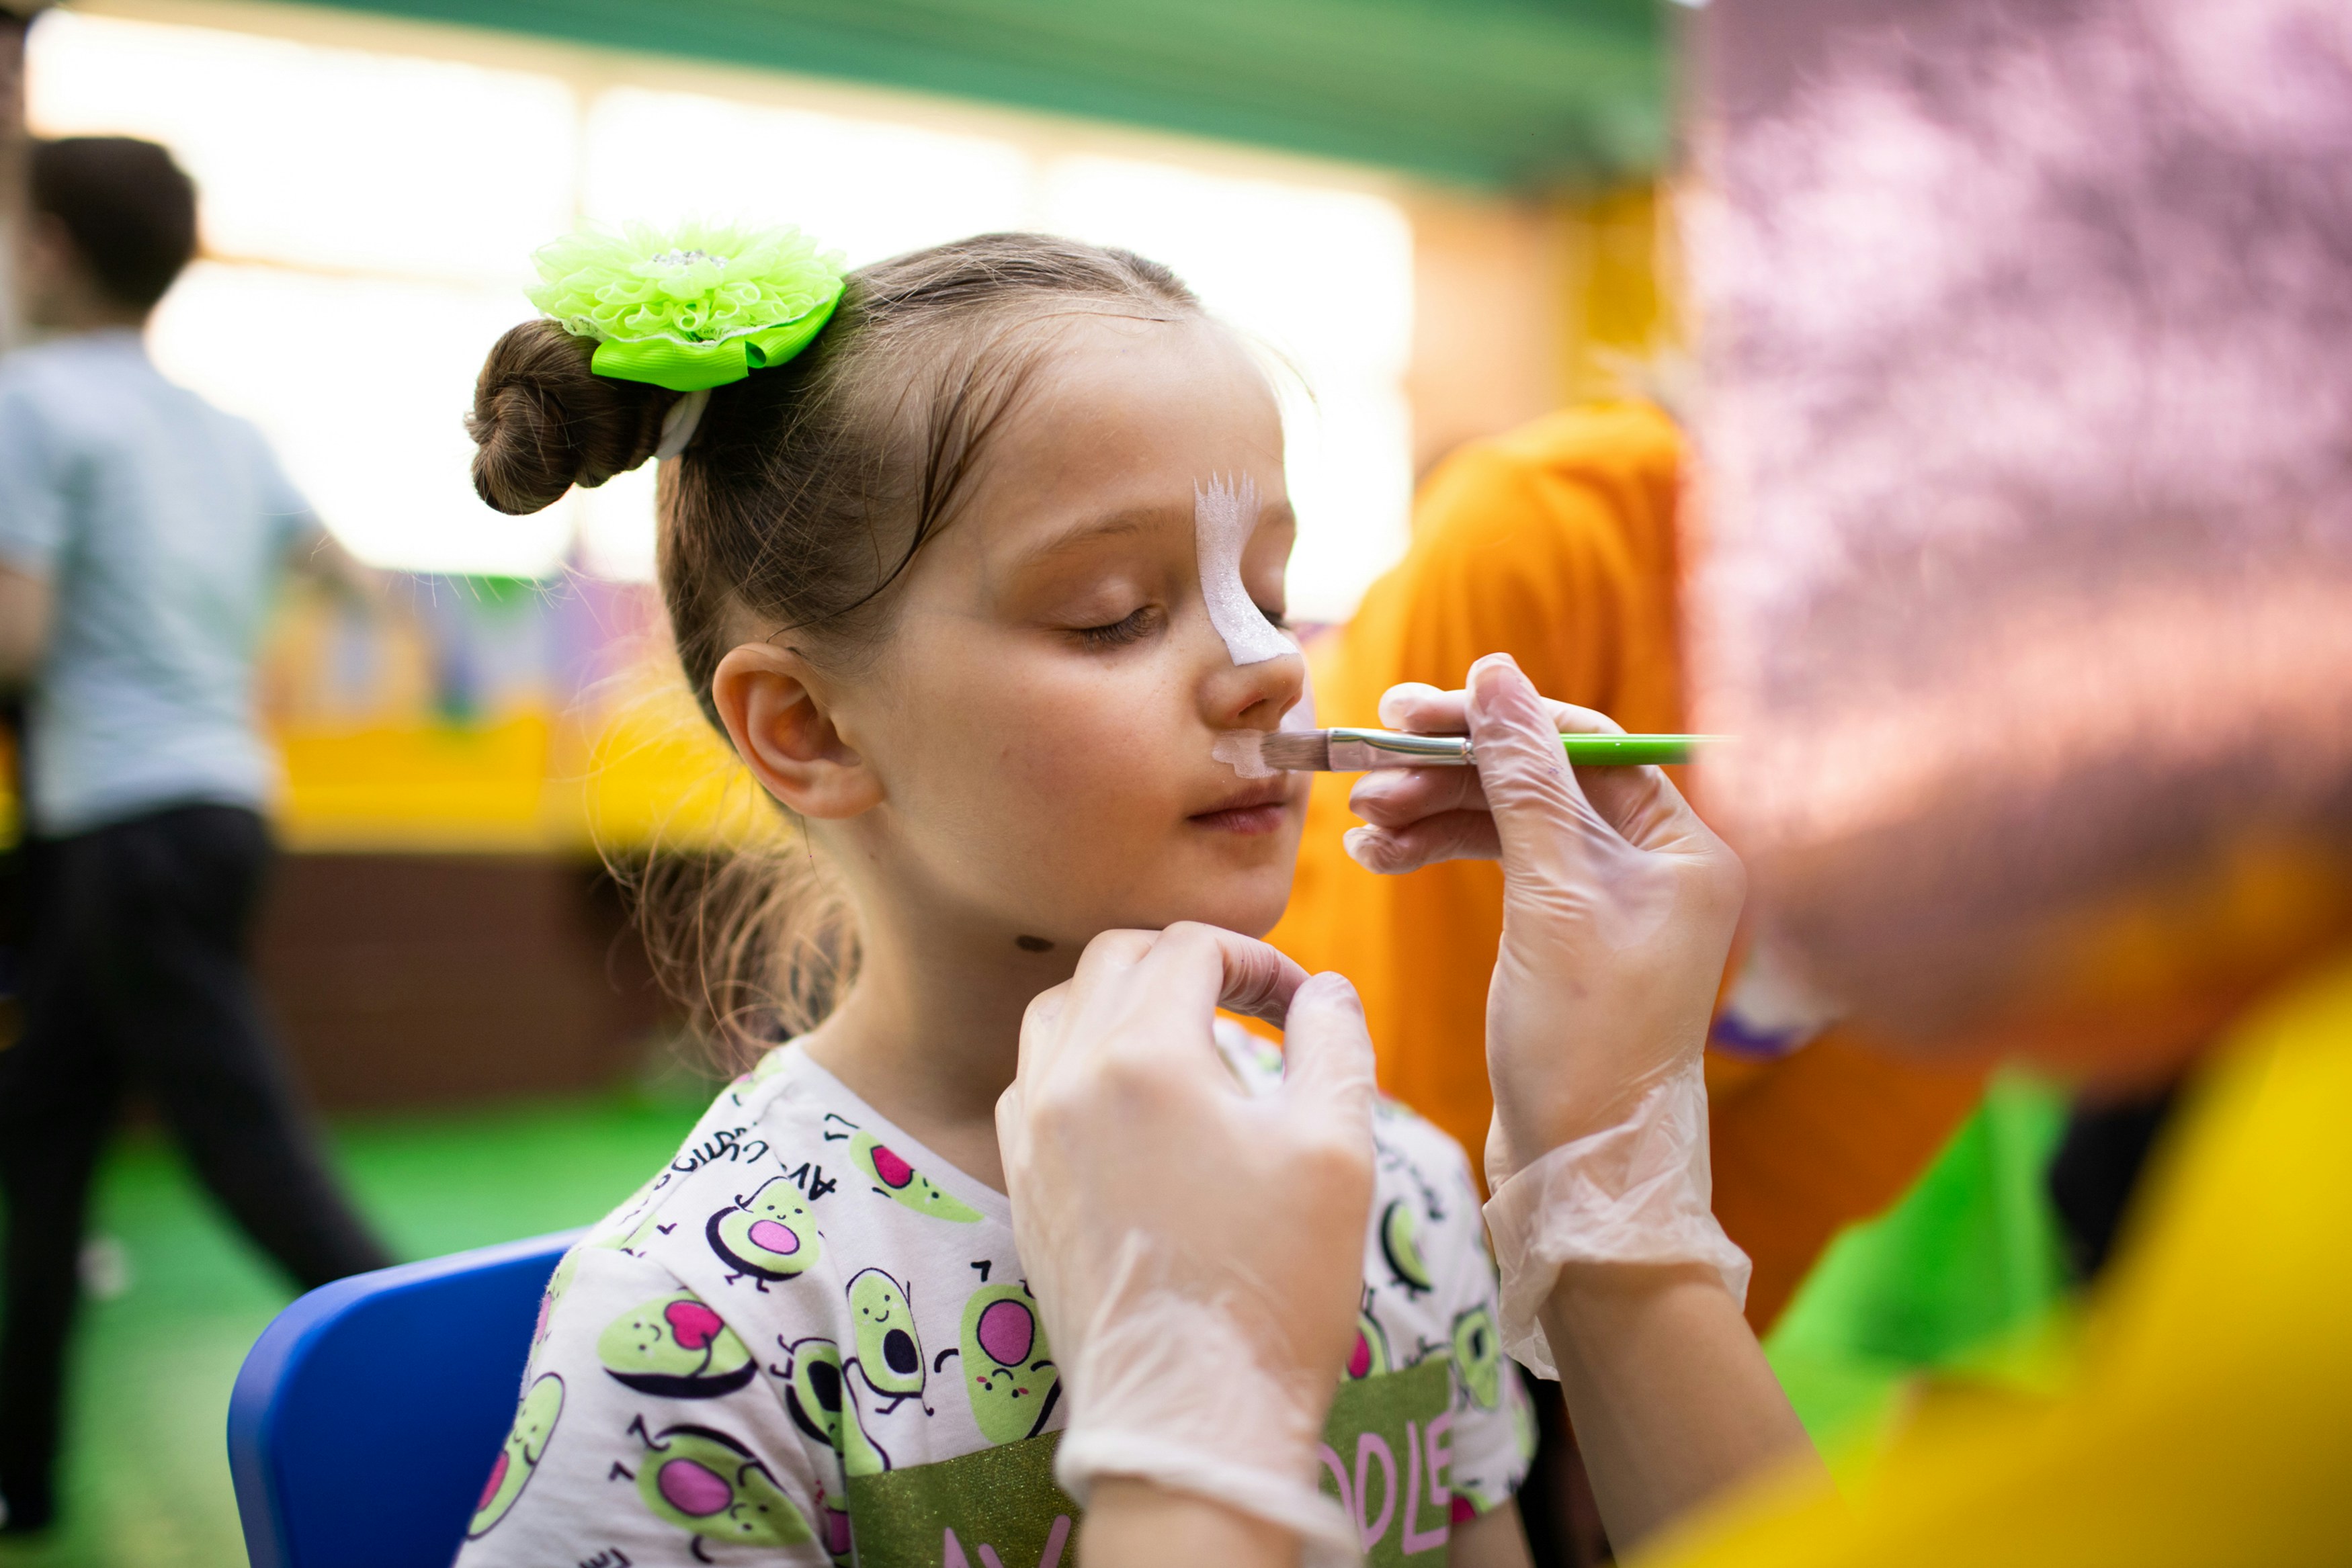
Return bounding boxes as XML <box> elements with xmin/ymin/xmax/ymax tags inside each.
<box><xmin>28</xmin><ymin>9</ymin><xmax>1414</xmax><ymax>619</ymax></box>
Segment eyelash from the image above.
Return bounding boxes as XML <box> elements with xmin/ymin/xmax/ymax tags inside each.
<box><xmin>1074</xmin><ymin>607</ymin><xmax>1162</xmax><ymax>650</ymax></box>
<box><xmin>1070</xmin><ymin>603</ymin><xmax>1289</xmax><ymax>650</ymax></box>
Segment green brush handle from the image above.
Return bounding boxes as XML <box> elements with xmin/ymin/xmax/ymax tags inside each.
<box><xmin>1558</xmin><ymin>734</ymin><xmax>1718</xmax><ymax>765</ymax></box>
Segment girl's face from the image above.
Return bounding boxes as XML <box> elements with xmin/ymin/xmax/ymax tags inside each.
<box><xmin>806</xmin><ymin>312</ymin><xmax>1308</xmax><ymax>949</ymax></box>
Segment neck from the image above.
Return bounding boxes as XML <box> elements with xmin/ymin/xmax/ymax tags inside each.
<box><xmin>42</xmin><ymin>300</ymin><xmax>148</xmax><ymax>336</ymax></box>
<box><xmin>798</xmin><ymin>866</ymin><xmax>1077</xmax><ymax>1193</ymax></box>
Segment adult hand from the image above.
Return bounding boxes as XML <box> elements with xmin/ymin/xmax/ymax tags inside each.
<box><xmin>997</xmin><ymin>922</ymin><xmax>1376</xmax><ymax>1567</ymax></box>
<box><xmin>1345</xmin><ymin>654</ymin><xmax>1744</xmax><ymax>1184</ymax></box>
<box><xmin>1345</xmin><ymin>657</ymin><xmax>1809</xmax><ymax>1549</ymax></box>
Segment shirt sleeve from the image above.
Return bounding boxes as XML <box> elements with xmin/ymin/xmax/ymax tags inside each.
<box><xmin>239</xmin><ymin>420</ymin><xmax>321</xmax><ymax>556</ymax></box>
<box><xmin>0</xmin><ymin>376</ymin><xmax>70</xmax><ymax>576</ymax></box>
<box><xmin>453</xmin><ymin>1239</ymin><xmax>839</xmax><ymax>1568</ymax></box>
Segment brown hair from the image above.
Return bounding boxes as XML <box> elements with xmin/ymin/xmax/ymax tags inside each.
<box><xmin>31</xmin><ymin>136</ymin><xmax>198</xmax><ymax>311</ymax></box>
<box><xmin>468</xmin><ymin>233</ymin><xmax>1202</xmax><ymax>1057</ymax></box>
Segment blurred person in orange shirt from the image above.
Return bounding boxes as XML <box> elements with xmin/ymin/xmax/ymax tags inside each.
<box><xmin>1267</xmin><ymin>397</ymin><xmax>1984</xmax><ymax>1334</ymax></box>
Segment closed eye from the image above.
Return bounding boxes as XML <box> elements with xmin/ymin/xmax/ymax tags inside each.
<box><xmin>1072</xmin><ymin>605</ymin><xmax>1163</xmax><ymax>650</ymax></box>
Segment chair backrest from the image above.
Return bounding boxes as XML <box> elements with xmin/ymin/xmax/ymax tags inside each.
<box><xmin>227</xmin><ymin>1230</ymin><xmax>581</xmax><ymax>1568</ymax></box>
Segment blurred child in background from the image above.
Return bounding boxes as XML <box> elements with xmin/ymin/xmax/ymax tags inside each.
<box><xmin>0</xmin><ymin>136</ymin><xmax>390</xmax><ymax>1534</ymax></box>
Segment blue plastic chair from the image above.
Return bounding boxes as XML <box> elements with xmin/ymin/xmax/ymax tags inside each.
<box><xmin>227</xmin><ymin>1229</ymin><xmax>582</xmax><ymax>1568</ymax></box>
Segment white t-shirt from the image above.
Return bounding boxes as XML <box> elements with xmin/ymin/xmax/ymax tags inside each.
<box><xmin>454</xmin><ymin>1029</ymin><xmax>1531</xmax><ymax>1568</ymax></box>
<box><xmin>0</xmin><ymin>330</ymin><xmax>317</xmax><ymax>835</ymax></box>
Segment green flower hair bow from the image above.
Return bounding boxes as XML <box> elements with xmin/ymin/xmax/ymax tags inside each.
<box><xmin>526</xmin><ymin>220</ymin><xmax>847</xmax><ymax>392</ymax></box>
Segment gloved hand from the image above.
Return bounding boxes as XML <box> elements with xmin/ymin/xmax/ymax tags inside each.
<box><xmin>1346</xmin><ymin>654</ymin><xmax>1751</xmax><ymax>1374</ymax></box>
<box><xmin>997</xmin><ymin>922</ymin><xmax>1377</xmax><ymax>1565</ymax></box>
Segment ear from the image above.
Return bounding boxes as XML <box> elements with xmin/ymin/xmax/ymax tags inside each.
<box><xmin>709</xmin><ymin>642</ymin><xmax>882</xmax><ymax>820</ymax></box>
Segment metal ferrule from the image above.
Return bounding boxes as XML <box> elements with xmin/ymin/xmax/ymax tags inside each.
<box><xmin>1325</xmin><ymin>728</ymin><xmax>1474</xmax><ymax>771</ymax></box>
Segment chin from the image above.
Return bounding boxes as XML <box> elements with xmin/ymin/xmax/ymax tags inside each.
<box><xmin>1120</xmin><ymin>870</ymin><xmax>1294</xmax><ymax>942</ymax></box>
<box><xmin>1184</xmin><ymin>878</ymin><xmax>1294</xmax><ymax>940</ymax></box>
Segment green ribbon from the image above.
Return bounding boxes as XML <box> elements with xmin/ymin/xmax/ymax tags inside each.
<box><xmin>587</xmin><ymin>293</ymin><xmax>841</xmax><ymax>391</ymax></box>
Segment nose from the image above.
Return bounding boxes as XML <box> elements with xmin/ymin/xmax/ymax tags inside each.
<box><xmin>1202</xmin><ymin>636</ymin><xmax>1308</xmax><ymax>732</ymax></box>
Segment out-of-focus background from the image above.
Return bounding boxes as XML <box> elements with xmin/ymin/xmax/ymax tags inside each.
<box><xmin>5</xmin><ymin>0</ymin><xmax>1684</xmax><ymax>1105</ymax></box>
<box><xmin>0</xmin><ymin>3</ymin><xmax>2077</xmax><ymax>1563</ymax></box>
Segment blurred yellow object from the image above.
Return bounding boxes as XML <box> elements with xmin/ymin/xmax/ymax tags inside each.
<box><xmin>270</xmin><ymin>697</ymin><xmax>780</xmax><ymax>856</ymax></box>
<box><xmin>1639</xmin><ymin>947</ymin><xmax>2352</xmax><ymax>1567</ymax></box>
<box><xmin>250</xmin><ymin>577</ymin><xmax>786</xmax><ymax>858</ymax></box>
<box><xmin>275</xmin><ymin>715</ymin><xmax>555</xmax><ymax>853</ymax></box>
<box><xmin>562</xmin><ymin>681</ymin><xmax>787</xmax><ymax>854</ymax></box>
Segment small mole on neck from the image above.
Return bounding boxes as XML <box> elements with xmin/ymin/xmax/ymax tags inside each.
<box><xmin>1014</xmin><ymin>934</ymin><xmax>1055</xmax><ymax>953</ymax></box>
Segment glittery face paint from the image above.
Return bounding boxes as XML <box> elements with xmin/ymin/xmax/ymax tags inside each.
<box><xmin>1193</xmin><ymin>474</ymin><xmax>1294</xmax><ymax>667</ymax></box>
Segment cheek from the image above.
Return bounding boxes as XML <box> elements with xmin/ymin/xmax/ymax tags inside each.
<box><xmin>864</xmin><ymin>623</ymin><xmax>1300</xmax><ymax>935</ymax></box>
<box><xmin>1001</xmin><ymin>685</ymin><xmax>1199</xmax><ymax>873</ymax></box>
<box><xmin>886</xmin><ymin>638</ymin><xmax>1189</xmax><ymax>844</ymax></box>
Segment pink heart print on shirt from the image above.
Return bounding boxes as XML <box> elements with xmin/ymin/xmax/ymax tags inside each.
<box><xmin>476</xmin><ymin>1450</ymin><xmax>509</xmax><ymax>1512</ymax></box>
<box><xmin>974</xmin><ymin>1298</ymin><xmax>1034</xmax><ymax>1368</ymax></box>
<box><xmin>746</xmin><ymin>1220</ymin><xmax>802</xmax><ymax>1255</ymax></box>
<box><xmin>657</xmin><ymin>1457</ymin><xmax>734</xmax><ymax>1517</ymax></box>
<box><xmin>868</xmin><ymin>1143</ymin><xmax>915</xmax><ymax>1190</ymax></box>
<box><xmin>665</xmin><ymin>1298</ymin><xmax>726</xmax><ymax>1352</ymax></box>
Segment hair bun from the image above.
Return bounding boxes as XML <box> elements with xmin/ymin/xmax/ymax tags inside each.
<box><xmin>468</xmin><ymin>320</ymin><xmax>673</xmax><ymax>515</ymax></box>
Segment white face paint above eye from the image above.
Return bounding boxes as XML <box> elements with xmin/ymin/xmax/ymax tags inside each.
<box><xmin>1193</xmin><ymin>474</ymin><xmax>1295</xmax><ymax>668</ymax></box>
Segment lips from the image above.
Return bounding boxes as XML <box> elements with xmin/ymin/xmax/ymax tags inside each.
<box><xmin>1188</xmin><ymin>777</ymin><xmax>1297</xmax><ymax>834</ymax></box>
<box><xmin>1193</xmin><ymin>779</ymin><xmax>1294</xmax><ymax>818</ymax></box>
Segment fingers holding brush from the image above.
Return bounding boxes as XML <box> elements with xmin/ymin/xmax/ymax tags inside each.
<box><xmin>1351</xmin><ymin>671</ymin><xmax>1709</xmax><ymax>865</ymax></box>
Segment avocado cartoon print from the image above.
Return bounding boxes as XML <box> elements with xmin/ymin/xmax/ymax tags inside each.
<box><xmin>1380</xmin><ymin>1198</ymin><xmax>1435</xmax><ymax>1296</ymax></box>
<box><xmin>630</xmin><ymin>1422</ymin><xmax>814</xmax><ymax>1557</ymax></box>
<box><xmin>839</xmin><ymin>1376</ymin><xmax>892</xmax><ymax>1478</ymax></box>
<box><xmin>597</xmin><ymin>1291</ymin><xmax>758</xmax><ymax>1399</ymax></box>
<box><xmin>957</xmin><ymin>1282</ymin><xmax>1060</xmax><ymax>1444</ymax></box>
<box><xmin>467</xmin><ymin>1373</ymin><xmax>562</xmax><ymax>1538</ymax></box>
<box><xmin>851</xmin><ymin>1130</ymin><xmax>982</xmax><ymax>1223</ymax></box>
<box><xmin>1347</xmin><ymin>1301</ymin><xmax>1392</xmax><ymax>1381</ymax></box>
<box><xmin>778</xmin><ymin>1335</ymin><xmax>845</xmax><ymax>1448</ymax></box>
<box><xmin>1451</xmin><ymin>1304</ymin><xmax>1502</xmax><ymax>1410</ymax></box>
<box><xmin>846</xmin><ymin>1266</ymin><xmax>927</xmax><ymax>1410</ymax></box>
<box><xmin>706</xmin><ymin>1176</ymin><xmax>823</xmax><ymax>1287</ymax></box>
<box><xmin>442</xmin><ymin>1041</ymin><xmax>1535</xmax><ymax>1565</ymax></box>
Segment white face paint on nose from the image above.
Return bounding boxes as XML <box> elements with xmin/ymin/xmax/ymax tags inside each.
<box><xmin>1193</xmin><ymin>474</ymin><xmax>1294</xmax><ymax>667</ymax></box>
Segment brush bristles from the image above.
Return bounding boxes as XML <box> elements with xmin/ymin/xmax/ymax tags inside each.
<box><xmin>1259</xmin><ymin>731</ymin><xmax>1333</xmax><ymax>771</ymax></box>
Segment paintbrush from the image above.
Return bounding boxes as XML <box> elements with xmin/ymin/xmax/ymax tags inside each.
<box><xmin>1232</xmin><ymin>728</ymin><xmax>1721</xmax><ymax>773</ymax></box>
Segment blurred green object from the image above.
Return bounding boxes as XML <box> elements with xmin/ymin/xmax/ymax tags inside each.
<box><xmin>1764</xmin><ymin>1071</ymin><xmax>2077</xmax><ymax>1463</ymax></box>
<box><xmin>285</xmin><ymin>0</ymin><xmax>1667</xmax><ymax>189</ymax></box>
<box><xmin>0</xmin><ymin>1089</ymin><xmax>706</xmax><ymax>1568</ymax></box>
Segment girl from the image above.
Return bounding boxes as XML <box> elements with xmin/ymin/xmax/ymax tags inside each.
<box><xmin>456</xmin><ymin>229</ymin><xmax>1531</xmax><ymax>1567</ymax></box>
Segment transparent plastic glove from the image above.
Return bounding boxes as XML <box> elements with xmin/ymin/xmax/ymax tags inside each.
<box><xmin>1345</xmin><ymin>655</ymin><xmax>1751</xmax><ymax>1375</ymax></box>
<box><xmin>997</xmin><ymin>922</ymin><xmax>1377</xmax><ymax>1565</ymax></box>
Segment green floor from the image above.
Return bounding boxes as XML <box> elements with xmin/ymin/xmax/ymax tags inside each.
<box><xmin>0</xmin><ymin>1088</ymin><xmax>708</xmax><ymax>1568</ymax></box>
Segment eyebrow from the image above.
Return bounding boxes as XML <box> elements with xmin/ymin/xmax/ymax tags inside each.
<box><xmin>1009</xmin><ymin>509</ymin><xmax>1162</xmax><ymax>574</ymax></box>
<box><xmin>1008</xmin><ymin>495</ymin><xmax>1298</xmax><ymax>576</ymax></box>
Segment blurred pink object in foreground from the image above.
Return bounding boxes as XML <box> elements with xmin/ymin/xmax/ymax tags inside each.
<box><xmin>1685</xmin><ymin>0</ymin><xmax>2352</xmax><ymax>1031</ymax></box>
